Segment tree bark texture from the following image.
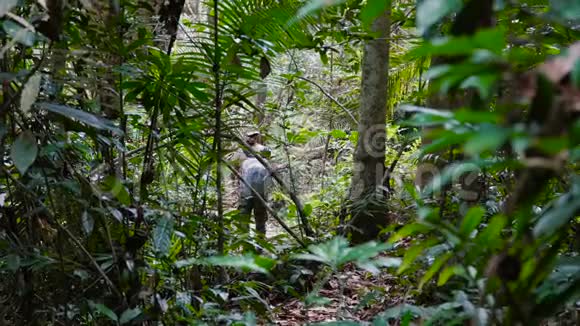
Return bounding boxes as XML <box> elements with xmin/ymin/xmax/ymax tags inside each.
<box><xmin>348</xmin><ymin>9</ymin><xmax>391</xmax><ymax>244</ymax></box>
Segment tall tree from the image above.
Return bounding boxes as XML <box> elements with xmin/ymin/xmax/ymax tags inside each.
<box><xmin>348</xmin><ymin>6</ymin><xmax>391</xmax><ymax>244</ymax></box>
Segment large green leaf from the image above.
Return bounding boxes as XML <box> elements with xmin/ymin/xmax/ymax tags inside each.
<box><xmin>416</xmin><ymin>0</ymin><xmax>462</xmax><ymax>36</ymax></box>
<box><xmin>293</xmin><ymin>237</ymin><xmax>392</xmax><ymax>270</ymax></box>
<box><xmin>101</xmin><ymin>176</ymin><xmax>131</xmax><ymax>206</ymax></box>
<box><xmin>419</xmin><ymin>252</ymin><xmax>452</xmax><ymax>289</ymax></box>
<box><xmin>360</xmin><ymin>0</ymin><xmax>391</xmax><ymax>27</ymax></box>
<box><xmin>20</xmin><ymin>73</ymin><xmax>41</xmax><ymax>114</ymax></box>
<box><xmin>410</xmin><ymin>28</ymin><xmax>506</xmax><ymax>58</ymax></box>
<box><xmin>3</xmin><ymin>20</ymin><xmax>36</xmax><ymax>47</ymax></box>
<box><xmin>11</xmin><ymin>130</ymin><xmax>38</xmax><ymax>175</ymax></box>
<box><xmin>293</xmin><ymin>237</ymin><xmax>350</xmax><ymax>268</ymax></box>
<box><xmin>175</xmin><ymin>254</ymin><xmax>275</xmax><ymax>274</ymax></box>
<box><xmin>291</xmin><ymin>0</ymin><xmax>346</xmax><ymax>23</ymax></box>
<box><xmin>459</xmin><ymin>73</ymin><xmax>498</xmax><ymax>99</ymax></box>
<box><xmin>533</xmin><ymin>190</ymin><xmax>580</xmax><ymax>238</ymax></box>
<box><xmin>459</xmin><ymin>206</ymin><xmax>485</xmax><ymax>237</ymax></box>
<box><xmin>476</xmin><ymin>214</ymin><xmax>507</xmax><ymax>249</ymax></box>
<box><xmin>548</xmin><ymin>0</ymin><xmax>580</xmax><ymax>21</ymax></box>
<box><xmin>36</xmin><ymin>102</ymin><xmax>123</xmax><ymax>135</ymax></box>
<box><xmin>88</xmin><ymin>301</ymin><xmax>118</xmax><ymax>322</ymax></box>
<box><xmin>397</xmin><ymin>238</ymin><xmax>439</xmax><ymax>274</ymax></box>
<box><xmin>204</xmin><ymin>255</ymin><xmax>275</xmax><ymax>274</ymax></box>
<box><xmin>389</xmin><ymin>223</ymin><xmax>433</xmax><ymax>243</ymax></box>
<box><xmin>152</xmin><ymin>216</ymin><xmax>174</xmax><ymax>256</ymax></box>
<box><xmin>119</xmin><ymin>308</ymin><xmax>141</xmax><ymax>324</ymax></box>
<box><xmin>437</xmin><ymin>265</ymin><xmax>466</xmax><ymax>286</ymax></box>
<box><xmin>464</xmin><ymin>125</ymin><xmax>509</xmax><ymax>156</ymax></box>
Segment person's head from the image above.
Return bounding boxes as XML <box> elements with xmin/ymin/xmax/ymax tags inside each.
<box><xmin>245</xmin><ymin>131</ymin><xmax>260</xmax><ymax>145</ymax></box>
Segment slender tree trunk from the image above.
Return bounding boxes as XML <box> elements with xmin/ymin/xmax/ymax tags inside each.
<box><xmin>158</xmin><ymin>0</ymin><xmax>187</xmax><ymax>54</ymax></box>
<box><xmin>348</xmin><ymin>8</ymin><xmax>391</xmax><ymax>244</ymax></box>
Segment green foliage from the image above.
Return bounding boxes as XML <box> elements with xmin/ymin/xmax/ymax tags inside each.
<box><xmin>1</xmin><ymin>0</ymin><xmax>580</xmax><ymax>325</ymax></box>
<box><xmin>416</xmin><ymin>0</ymin><xmax>462</xmax><ymax>36</ymax></box>
<box><xmin>11</xmin><ymin>130</ymin><xmax>38</xmax><ymax>175</ymax></box>
<box><xmin>293</xmin><ymin>236</ymin><xmax>399</xmax><ymax>272</ymax></box>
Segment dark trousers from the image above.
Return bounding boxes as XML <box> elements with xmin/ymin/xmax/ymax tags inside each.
<box><xmin>238</xmin><ymin>196</ymin><xmax>268</xmax><ymax>236</ymax></box>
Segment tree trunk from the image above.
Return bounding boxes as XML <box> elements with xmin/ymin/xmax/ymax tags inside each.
<box><xmin>348</xmin><ymin>8</ymin><xmax>391</xmax><ymax>244</ymax></box>
<box><xmin>157</xmin><ymin>0</ymin><xmax>187</xmax><ymax>54</ymax></box>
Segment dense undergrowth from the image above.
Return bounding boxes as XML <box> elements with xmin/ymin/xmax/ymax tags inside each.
<box><xmin>1</xmin><ymin>0</ymin><xmax>580</xmax><ymax>325</ymax></box>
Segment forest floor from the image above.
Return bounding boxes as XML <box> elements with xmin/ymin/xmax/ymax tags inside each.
<box><xmin>261</xmin><ymin>221</ymin><xmax>411</xmax><ymax>325</ymax></box>
<box><xmin>269</xmin><ymin>262</ymin><xmax>407</xmax><ymax>325</ymax></box>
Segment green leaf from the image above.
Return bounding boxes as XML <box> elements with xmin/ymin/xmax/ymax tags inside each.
<box><xmin>291</xmin><ymin>0</ymin><xmax>346</xmax><ymax>24</ymax></box>
<box><xmin>459</xmin><ymin>74</ymin><xmax>498</xmax><ymax>99</ymax></box>
<box><xmin>473</xmin><ymin>28</ymin><xmax>506</xmax><ymax>54</ymax></box>
<box><xmin>11</xmin><ymin>130</ymin><xmax>38</xmax><ymax>175</ymax></box>
<box><xmin>152</xmin><ymin>216</ymin><xmax>174</xmax><ymax>256</ymax></box>
<box><xmin>358</xmin><ymin>256</ymin><xmax>401</xmax><ymax>274</ymax></box>
<box><xmin>203</xmin><ymin>255</ymin><xmax>273</xmax><ymax>274</ymax></box>
<box><xmin>548</xmin><ymin>0</ymin><xmax>580</xmax><ymax>21</ymax></box>
<box><xmin>416</xmin><ymin>0</ymin><xmax>462</xmax><ymax>36</ymax></box>
<box><xmin>360</xmin><ymin>0</ymin><xmax>390</xmax><ymax>27</ymax></box>
<box><xmin>36</xmin><ymin>102</ymin><xmax>123</xmax><ymax>135</ymax></box>
<box><xmin>293</xmin><ymin>236</ymin><xmax>349</xmax><ymax>268</ymax></box>
<box><xmin>303</xmin><ymin>203</ymin><xmax>313</xmax><ymax>217</ymax></box>
<box><xmin>119</xmin><ymin>307</ymin><xmax>141</xmax><ymax>324</ymax></box>
<box><xmin>454</xmin><ymin>109</ymin><xmax>500</xmax><ymax>124</ymax></box>
<box><xmin>389</xmin><ymin>223</ymin><xmax>432</xmax><ymax>243</ymax></box>
<box><xmin>419</xmin><ymin>252</ymin><xmax>452</xmax><ymax>289</ymax></box>
<box><xmin>421</xmin><ymin>132</ymin><xmax>466</xmax><ymax>155</ymax></box>
<box><xmin>20</xmin><ymin>73</ymin><xmax>42</xmax><ymax>114</ymax></box>
<box><xmin>437</xmin><ymin>265</ymin><xmax>465</xmax><ymax>286</ymax></box>
<box><xmin>5</xmin><ymin>254</ymin><xmax>20</xmax><ymax>272</ymax></box>
<box><xmin>3</xmin><ymin>20</ymin><xmax>36</xmax><ymax>47</ymax></box>
<box><xmin>0</xmin><ymin>0</ymin><xmax>18</xmax><ymax>16</ymax></box>
<box><xmin>329</xmin><ymin>129</ymin><xmax>347</xmax><ymax>138</ymax></box>
<box><xmin>81</xmin><ymin>211</ymin><xmax>94</xmax><ymax>236</ymax></box>
<box><xmin>397</xmin><ymin>238</ymin><xmax>438</xmax><ymax>274</ymax></box>
<box><xmin>459</xmin><ymin>206</ymin><xmax>485</xmax><ymax>237</ymax></box>
<box><xmin>101</xmin><ymin>176</ymin><xmax>131</xmax><ymax>206</ymax></box>
<box><xmin>410</xmin><ymin>28</ymin><xmax>506</xmax><ymax>58</ymax></box>
<box><xmin>174</xmin><ymin>258</ymin><xmax>198</xmax><ymax>268</ymax></box>
<box><xmin>464</xmin><ymin>125</ymin><xmax>509</xmax><ymax>156</ymax></box>
<box><xmin>533</xmin><ymin>195</ymin><xmax>580</xmax><ymax>238</ymax></box>
<box><xmin>345</xmin><ymin>241</ymin><xmax>392</xmax><ymax>265</ymax></box>
<box><xmin>476</xmin><ymin>214</ymin><xmax>507</xmax><ymax>248</ymax></box>
<box><xmin>88</xmin><ymin>301</ymin><xmax>118</xmax><ymax>322</ymax></box>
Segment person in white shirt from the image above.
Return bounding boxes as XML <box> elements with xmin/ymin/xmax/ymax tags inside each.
<box><xmin>229</xmin><ymin>131</ymin><xmax>272</xmax><ymax>237</ymax></box>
